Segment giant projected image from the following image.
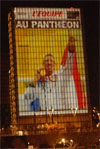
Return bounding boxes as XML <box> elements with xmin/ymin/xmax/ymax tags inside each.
<box><xmin>15</xmin><ymin>8</ymin><xmax>88</xmax><ymax>115</ymax></box>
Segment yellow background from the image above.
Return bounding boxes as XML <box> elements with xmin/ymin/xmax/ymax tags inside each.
<box><xmin>15</xmin><ymin>28</ymin><xmax>86</xmax><ymax>94</ymax></box>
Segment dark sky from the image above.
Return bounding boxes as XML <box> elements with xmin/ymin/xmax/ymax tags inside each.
<box><xmin>1</xmin><ymin>1</ymin><xmax>99</xmax><ymax>110</ymax></box>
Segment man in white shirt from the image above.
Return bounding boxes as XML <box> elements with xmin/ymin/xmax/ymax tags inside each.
<box><xmin>23</xmin><ymin>36</ymin><xmax>87</xmax><ymax>112</ymax></box>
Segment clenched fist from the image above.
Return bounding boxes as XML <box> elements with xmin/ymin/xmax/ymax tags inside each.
<box><xmin>68</xmin><ymin>36</ymin><xmax>76</xmax><ymax>53</ymax></box>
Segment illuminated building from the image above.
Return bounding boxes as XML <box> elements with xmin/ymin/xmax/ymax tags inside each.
<box><xmin>7</xmin><ymin>7</ymin><xmax>93</xmax><ymax>137</ymax></box>
<box><xmin>1</xmin><ymin>0</ymin><xmax>100</xmax><ymax>147</ymax></box>
<box><xmin>8</xmin><ymin>7</ymin><xmax>92</xmax><ymax>136</ymax></box>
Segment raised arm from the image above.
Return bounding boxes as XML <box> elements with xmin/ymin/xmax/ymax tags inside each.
<box><xmin>61</xmin><ymin>36</ymin><xmax>76</xmax><ymax>66</ymax></box>
<box><xmin>31</xmin><ymin>69</ymin><xmax>41</xmax><ymax>87</ymax></box>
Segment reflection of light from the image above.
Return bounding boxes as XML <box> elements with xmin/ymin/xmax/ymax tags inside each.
<box><xmin>97</xmin><ymin>123</ymin><xmax>100</xmax><ymax>128</ymax></box>
<box><xmin>62</xmin><ymin>138</ymin><xmax>65</xmax><ymax>143</ymax></box>
<box><xmin>18</xmin><ymin>131</ymin><xmax>23</xmax><ymax>136</ymax></box>
<box><xmin>75</xmin><ymin>107</ymin><xmax>78</xmax><ymax>114</ymax></box>
<box><xmin>28</xmin><ymin>142</ymin><xmax>30</xmax><ymax>145</ymax></box>
<box><xmin>52</xmin><ymin>108</ymin><xmax>54</xmax><ymax>113</ymax></box>
<box><xmin>70</xmin><ymin>139</ymin><xmax>73</xmax><ymax>143</ymax></box>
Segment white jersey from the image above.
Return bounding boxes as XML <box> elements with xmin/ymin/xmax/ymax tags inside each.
<box><xmin>19</xmin><ymin>52</ymin><xmax>79</xmax><ymax>112</ymax></box>
<box><xmin>32</xmin><ymin>52</ymin><xmax>78</xmax><ymax>110</ymax></box>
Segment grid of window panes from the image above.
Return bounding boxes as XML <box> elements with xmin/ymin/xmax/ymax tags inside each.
<box><xmin>14</xmin><ymin>8</ymin><xmax>88</xmax><ymax>116</ymax></box>
<box><xmin>8</xmin><ymin>8</ymin><xmax>91</xmax><ymax>135</ymax></box>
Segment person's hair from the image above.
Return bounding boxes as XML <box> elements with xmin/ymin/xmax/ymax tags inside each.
<box><xmin>44</xmin><ymin>53</ymin><xmax>54</xmax><ymax>59</ymax></box>
<box><xmin>43</xmin><ymin>53</ymin><xmax>55</xmax><ymax>65</ymax></box>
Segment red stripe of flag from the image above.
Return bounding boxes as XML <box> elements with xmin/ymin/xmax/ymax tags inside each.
<box><xmin>72</xmin><ymin>52</ymin><xmax>87</xmax><ymax>108</ymax></box>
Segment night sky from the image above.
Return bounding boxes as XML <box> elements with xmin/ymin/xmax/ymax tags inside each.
<box><xmin>1</xmin><ymin>1</ymin><xmax>99</xmax><ymax>110</ymax></box>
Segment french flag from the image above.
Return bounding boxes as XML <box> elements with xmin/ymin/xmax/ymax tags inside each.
<box><xmin>61</xmin><ymin>41</ymin><xmax>87</xmax><ymax>109</ymax></box>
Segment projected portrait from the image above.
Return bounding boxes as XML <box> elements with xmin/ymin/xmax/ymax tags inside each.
<box><xmin>13</xmin><ymin>8</ymin><xmax>88</xmax><ymax>115</ymax></box>
<box><xmin>23</xmin><ymin>36</ymin><xmax>87</xmax><ymax>112</ymax></box>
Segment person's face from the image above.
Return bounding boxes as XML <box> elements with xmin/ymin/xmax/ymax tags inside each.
<box><xmin>44</xmin><ymin>55</ymin><xmax>55</xmax><ymax>74</ymax></box>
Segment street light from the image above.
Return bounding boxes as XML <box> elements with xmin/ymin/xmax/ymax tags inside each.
<box><xmin>18</xmin><ymin>130</ymin><xmax>23</xmax><ymax>136</ymax></box>
<box><xmin>62</xmin><ymin>138</ymin><xmax>65</xmax><ymax>146</ymax></box>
